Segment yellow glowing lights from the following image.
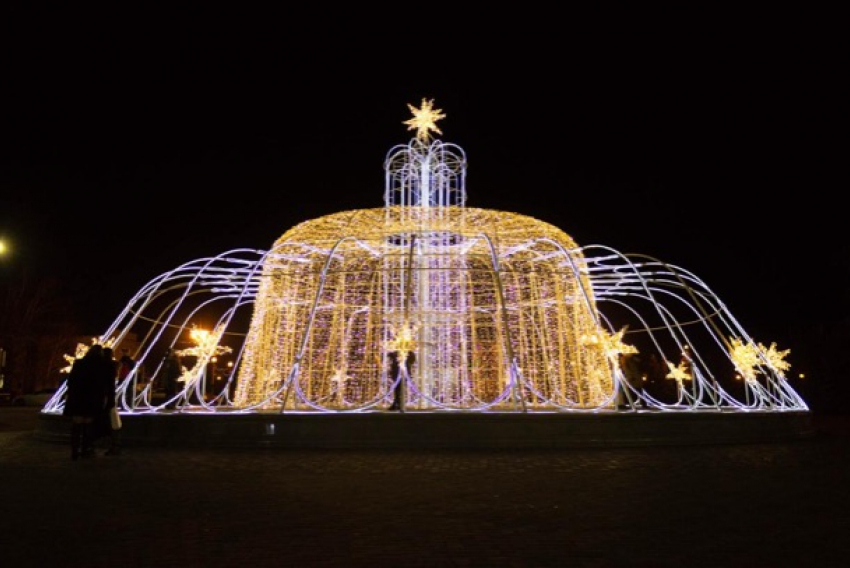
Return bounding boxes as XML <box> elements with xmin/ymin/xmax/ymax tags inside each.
<box><xmin>61</xmin><ymin>337</ymin><xmax>108</xmax><ymax>373</ymax></box>
<box><xmin>387</xmin><ymin>322</ymin><xmax>418</xmax><ymax>357</ymax></box>
<box><xmin>403</xmin><ymin>98</ymin><xmax>445</xmax><ymax>141</ymax></box>
<box><xmin>190</xmin><ymin>327</ymin><xmax>210</xmax><ymax>345</ymax></box>
<box><xmin>179</xmin><ymin>325</ymin><xmax>231</xmax><ymax>359</ymax></box>
<box><xmin>729</xmin><ymin>337</ymin><xmax>790</xmax><ymax>383</ymax></box>
<box><xmin>52</xmin><ymin>99</ymin><xmax>805</xmax><ymax>417</ymax></box>
<box><xmin>665</xmin><ymin>360</ymin><xmax>692</xmax><ymax>385</ymax></box>
<box><xmin>762</xmin><ymin>342</ymin><xmax>791</xmax><ymax>374</ymax></box>
<box><xmin>581</xmin><ymin>327</ymin><xmax>638</xmax><ymax>359</ymax></box>
<box><xmin>234</xmin><ymin>205</ymin><xmax>610</xmax><ymax>410</ymax></box>
<box><xmin>729</xmin><ymin>337</ymin><xmax>761</xmax><ymax>382</ymax></box>
<box><xmin>176</xmin><ymin>325</ymin><xmax>233</xmax><ymax>385</ymax></box>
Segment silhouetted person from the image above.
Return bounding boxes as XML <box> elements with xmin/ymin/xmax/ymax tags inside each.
<box><xmin>117</xmin><ymin>349</ymin><xmax>135</xmax><ymax>382</ymax></box>
<box><xmin>63</xmin><ymin>344</ymin><xmax>107</xmax><ymax>460</ymax></box>
<box><xmin>387</xmin><ymin>350</ymin><xmax>415</xmax><ymax>411</ymax></box>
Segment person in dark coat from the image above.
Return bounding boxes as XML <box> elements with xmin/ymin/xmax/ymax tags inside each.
<box><xmin>63</xmin><ymin>344</ymin><xmax>108</xmax><ymax>460</ymax></box>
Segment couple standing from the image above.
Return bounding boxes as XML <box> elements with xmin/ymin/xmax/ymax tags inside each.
<box><xmin>62</xmin><ymin>345</ymin><xmax>130</xmax><ymax>459</ymax></box>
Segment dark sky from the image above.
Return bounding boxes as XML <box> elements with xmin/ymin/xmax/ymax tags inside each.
<box><xmin>1</xmin><ymin>22</ymin><xmax>844</xmax><ymax>361</ymax></box>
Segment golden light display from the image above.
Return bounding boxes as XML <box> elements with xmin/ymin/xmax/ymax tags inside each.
<box><xmin>386</xmin><ymin>322</ymin><xmax>419</xmax><ymax>357</ymax></box>
<box><xmin>232</xmin><ymin>205</ymin><xmax>612</xmax><ymax>411</ymax></box>
<box><xmin>45</xmin><ymin>100</ymin><xmax>807</xmax><ymax>416</ymax></box>
<box><xmin>403</xmin><ymin>98</ymin><xmax>445</xmax><ymax>141</ymax></box>
<box><xmin>729</xmin><ymin>336</ymin><xmax>764</xmax><ymax>383</ymax></box>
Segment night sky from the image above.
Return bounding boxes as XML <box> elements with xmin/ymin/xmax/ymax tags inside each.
<box><xmin>1</xmin><ymin>24</ymin><xmax>844</xmax><ymax>382</ymax></box>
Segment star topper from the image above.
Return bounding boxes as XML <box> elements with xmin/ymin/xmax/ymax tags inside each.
<box><xmin>403</xmin><ymin>98</ymin><xmax>446</xmax><ymax>141</ymax></box>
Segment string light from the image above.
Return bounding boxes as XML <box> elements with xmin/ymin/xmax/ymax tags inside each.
<box><xmin>41</xmin><ymin>100</ymin><xmax>807</xmax><ymax>416</ymax></box>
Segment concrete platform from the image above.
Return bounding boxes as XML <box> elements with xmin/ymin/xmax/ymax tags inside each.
<box><xmin>36</xmin><ymin>408</ymin><xmax>815</xmax><ymax>448</ymax></box>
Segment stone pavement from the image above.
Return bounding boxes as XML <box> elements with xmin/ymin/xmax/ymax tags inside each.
<box><xmin>1</xmin><ymin>406</ymin><xmax>848</xmax><ymax>568</ymax></box>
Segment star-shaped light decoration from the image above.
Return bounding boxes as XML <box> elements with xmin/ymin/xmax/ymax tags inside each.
<box><xmin>61</xmin><ymin>336</ymin><xmax>112</xmax><ymax>373</ymax></box>
<box><xmin>330</xmin><ymin>368</ymin><xmax>349</xmax><ymax>387</ymax></box>
<box><xmin>665</xmin><ymin>360</ymin><xmax>692</xmax><ymax>385</ymax></box>
<box><xmin>603</xmin><ymin>327</ymin><xmax>639</xmax><ymax>359</ymax></box>
<box><xmin>61</xmin><ymin>339</ymin><xmax>98</xmax><ymax>373</ymax></box>
<box><xmin>176</xmin><ymin>324</ymin><xmax>233</xmax><ymax>384</ymax></box>
<box><xmin>580</xmin><ymin>327</ymin><xmax>638</xmax><ymax>360</ymax></box>
<box><xmin>729</xmin><ymin>337</ymin><xmax>792</xmax><ymax>382</ymax></box>
<box><xmin>386</xmin><ymin>322</ymin><xmax>418</xmax><ymax>357</ymax></box>
<box><xmin>762</xmin><ymin>342</ymin><xmax>791</xmax><ymax>375</ymax></box>
<box><xmin>177</xmin><ymin>325</ymin><xmax>232</xmax><ymax>359</ymax></box>
<box><xmin>729</xmin><ymin>336</ymin><xmax>761</xmax><ymax>383</ymax></box>
<box><xmin>403</xmin><ymin>98</ymin><xmax>445</xmax><ymax>142</ymax></box>
<box><xmin>329</xmin><ymin>367</ymin><xmax>351</xmax><ymax>400</ymax></box>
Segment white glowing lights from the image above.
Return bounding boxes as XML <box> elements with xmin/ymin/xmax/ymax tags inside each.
<box><xmin>41</xmin><ymin>100</ymin><xmax>806</xmax><ymax>416</ymax></box>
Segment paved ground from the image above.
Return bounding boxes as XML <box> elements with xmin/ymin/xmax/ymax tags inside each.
<box><xmin>1</xmin><ymin>407</ymin><xmax>848</xmax><ymax>568</ymax></box>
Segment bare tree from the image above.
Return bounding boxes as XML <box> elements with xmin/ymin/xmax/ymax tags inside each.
<box><xmin>0</xmin><ymin>269</ymin><xmax>82</xmax><ymax>395</ymax></box>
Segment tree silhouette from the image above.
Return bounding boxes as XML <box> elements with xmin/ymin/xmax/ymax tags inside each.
<box><xmin>0</xmin><ymin>268</ymin><xmax>81</xmax><ymax>395</ymax></box>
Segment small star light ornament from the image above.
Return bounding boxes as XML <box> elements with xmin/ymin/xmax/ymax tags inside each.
<box><xmin>729</xmin><ymin>337</ymin><xmax>761</xmax><ymax>382</ymax></box>
<box><xmin>762</xmin><ymin>342</ymin><xmax>791</xmax><ymax>375</ymax></box>
<box><xmin>665</xmin><ymin>360</ymin><xmax>692</xmax><ymax>385</ymax></box>
<box><xmin>729</xmin><ymin>336</ymin><xmax>791</xmax><ymax>383</ymax></box>
<box><xmin>61</xmin><ymin>337</ymin><xmax>109</xmax><ymax>373</ymax></box>
<box><xmin>178</xmin><ymin>325</ymin><xmax>232</xmax><ymax>359</ymax></box>
<box><xmin>387</xmin><ymin>322</ymin><xmax>418</xmax><ymax>357</ymax></box>
<box><xmin>61</xmin><ymin>341</ymin><xmax>93</xmax><ymax>373</ymax></box>
<box><xmin>174</xmin><ymin>325</ymin><xmax>232</xmax><ymax>385</ymax></box>
<box><xmin>330</xmin><ymin>367</ymin><xmax>349</xmax><ymax>387</ymax></box>
<box><xmin>580</xmin><ymin>327</ymin><xmax>637</xmax><ymax>361</ymax></box>
<box><xmin>403</xmin><ymin>98</ymin><xmax>446</xmax><ymax>142</ymax></box>
<box><xmin>602</xmin><ymin>327</ymin><xmax>638</xmax><ymax>360</ymax></box>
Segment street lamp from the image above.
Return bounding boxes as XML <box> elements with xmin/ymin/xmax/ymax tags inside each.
<box><xmin>176</xmin><ymin>325</ymin><xmax>232</xmax><ymax>405</ymax></box>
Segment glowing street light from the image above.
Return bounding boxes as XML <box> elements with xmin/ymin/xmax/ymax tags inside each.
<box><xmin>176</xmin><ymin>326</ymin><xmax>232</xmax><ymax>404</ymax></box>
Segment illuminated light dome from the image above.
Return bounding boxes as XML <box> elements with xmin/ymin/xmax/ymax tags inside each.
<box><xmin>234</xmin><ymin>205</ymin><xmax>611</xmax><ymax>411</ymax></box>
<box><xmin>44</xmin><ymin>99</ymin><xmax>807</xmax><ymax>417</ymax></box>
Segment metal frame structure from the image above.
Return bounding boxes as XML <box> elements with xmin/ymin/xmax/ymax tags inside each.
<box><xmin>44</xmin><ymin>110</ymin><xmax>806</xmax><ymax>417</ymax></box>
